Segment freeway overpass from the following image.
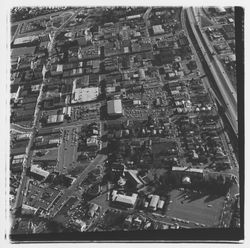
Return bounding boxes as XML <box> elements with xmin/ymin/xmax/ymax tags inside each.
<box><xmin>185</xmin><ymin>7</ymin><xmax>238</xmax><ymax>136</ymax></box>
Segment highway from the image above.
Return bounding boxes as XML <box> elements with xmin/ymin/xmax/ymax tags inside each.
<box><xmin>185</xmin><ymin>7</ymin><xmax>238</xmax><ymax>136</ymax></box>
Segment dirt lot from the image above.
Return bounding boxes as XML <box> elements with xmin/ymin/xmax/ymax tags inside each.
<box><xmin>165</xmin><ymin>189</ymin><xmax>225</xmax><ymax>227</ymax></box>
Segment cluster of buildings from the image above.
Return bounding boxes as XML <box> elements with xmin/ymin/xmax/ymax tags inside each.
<box><xmin>202</xmin><ymin>7</ymin><xmax>236</xmax><ymax>89</ymax></box>
<box><xmin>123</xmin><ymin>213</ymin><xmax>181</xmax><ymax>230</ymax></box>
<box><xmin>9</xmin><ymin>6</ymin><xmax>238</xmax><ymax>234</ymax></box>
<box><xmin>67</xmin><ymin>202</ymin><xmax>101</xmax><ymax>232</ymax></box>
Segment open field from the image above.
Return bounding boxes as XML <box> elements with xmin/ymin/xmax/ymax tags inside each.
<box><xmin>165</xmin><ymin>189</ymin><xmax>225</xmax><ymax>227</ymax></box>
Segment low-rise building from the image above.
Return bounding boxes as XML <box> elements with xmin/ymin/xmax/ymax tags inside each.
<box><xmin>107</xmin><ymin>99</ymin><xmax>123</xmax><ymax>116</ymax></box>
<box><xmin>153</xmin><ymin>25</ymin><xmax>165</xmax><ymax>35</ymax></box>
<box><xmin>111</xmin><ymin>190</ymin><xmax>138</xmax><ymax>208</ymax></box>
<box><xmin>30</xmin><ymin>164</ymin><xmax>50</xmax><ymax>180</ymax></box>
<box><xmin>157</xmin><ymin>200</ymin><xmax>165</xmax><ymax>210</ymax></box>
<box><xmin>149</xmin><ymin>195</ymin><xmax>160</xmax><ymax>211</ymax></box>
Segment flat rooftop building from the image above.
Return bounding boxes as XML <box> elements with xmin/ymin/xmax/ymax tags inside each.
<box><xmin>11</xmin><ymin>46</ymin><xmax>36</xmax><ymax>58</ymax></box>
<box><xmin>107</xmin><ymin>99</ymin><xmax>123</xmax><ymax>115</ymax></box>
<box><xmin>172</xmin><ymin>166</ymin><xmax>203</xmax><ymax>174</ymax></box>
<box><xmin>30</xmin><ymin>164</ymin><xmax>50</xmax><ymax>179</ymax></box>
<box><xmin>149</xmin><ymin>195</ymin><xmax>160</xmax><ymax>210</ymax></box>
<box><xmin>72</xmin><ymin>87</ymin><xmax>99</xmax><ymax>104</ymax></box>
<box><xmin>153</xmin><ymin>25</ymin><xmax>165</xmax><ymax>35</ymax></box>
<box><xmin>112</xmin><ymin>190</ymin><xmax>138</xmax><ymax>208</ymax></box>
<box><xmin>13</xmin><ymin>35</ymin><xmax>39</xmax><ymax>45</ymax></box>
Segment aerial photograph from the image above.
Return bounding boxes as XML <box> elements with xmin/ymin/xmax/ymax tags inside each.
<box><xmin>8</xmin><ymin>6</ymin><xmax>243</xmax><ymax>242</ymax></box>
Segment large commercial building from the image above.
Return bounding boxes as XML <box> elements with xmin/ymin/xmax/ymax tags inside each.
<box><xmin>47</xmin><ymin>114</ymin><xmax>64</xmax><ymax>124</ymax></box>
<box><xmin>72</xmin><ymin>87</ymin><xmax>99</xmax><ymax>104</ymax></box>
<box><xmin>111</xmin><ymin>190</ymin><xmax>138</xmax><ymax>208</ymax></box>
<box><xmin>107</xmin><ymin>99</ymin><xmax>123</xmax><ymax>116</ymax></box>
<box><xmin>30</xmin><ymin>164</ymin><xmax>50</xmax><ymax>180</ymax></box>
<box><xmin>13</xmin><ymin>35</ymin><xmax>39</xmax><ymax>46</ymax></box>
<box><xmin>153</xmin><ymin>25</ymin><xmax>165</xmax><ymax>35</ymax></box>
<box><xmin>71</xmin><ymin>79</ymin><xmax>99</xmax><ymax>103</ymax></box>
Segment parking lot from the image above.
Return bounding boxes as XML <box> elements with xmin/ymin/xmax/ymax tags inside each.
<box><xmin>57</xmin><ymin>125</ymin><xmax>90</xmax><ymax>175</ymax></box>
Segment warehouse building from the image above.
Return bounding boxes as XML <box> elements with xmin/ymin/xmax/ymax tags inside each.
<box><xmin>153</xmin><ymin>25</ymin><xmax>165</xmax><ymax>35</ymax></box>
<box><xmin>107</xmin><ymin>99</ymin><xmax>123</xmax><ymax>116</ymax></box>
<box><xmin>30</xmin><ymin>164</ymin><xmax>50</xmax><ymax>180</ymax></box>
<box><xmin>72</xmin><ymin>86</ymin><xmax>99</xmax><ymax>104</ymax></box>
<box><xmin>47</xmin><ymin>114</ymin><xmax>64</xmax><ymax>124</ymax></box>
<box><xmin>13</xmin><ymin>35</ymin><xmax>39</xmax><ymax>46</ymax></box>
<box><xmin>172</xmin><ymin>166</ymin><xmax>204</xmax><ymax>175</ymax></box>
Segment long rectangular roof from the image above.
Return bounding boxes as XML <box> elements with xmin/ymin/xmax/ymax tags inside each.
<box><xmin>172</xmin><ymin>166</ymin><xmax>203</xmax><ymax>173</ymax></box>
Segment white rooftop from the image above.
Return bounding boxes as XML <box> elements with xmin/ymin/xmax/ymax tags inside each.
<box><xmin>172</xmin><ymin>166</ymin><xmax>203</xmax><ymax>174</ymax></box>
<box><xmin>30</xmin><ymin>164</ymin><xmax>50</xmax><ymax>178</ymax></box>
<box><xmin>107</xmin><ymin>99</ymin><xmax>122</xmax><ymax>115</ymax></box>
<box><xmin>72</xmin><ymin>87</ymin><xmax>99</xmax><ymax>103</ymax></box>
